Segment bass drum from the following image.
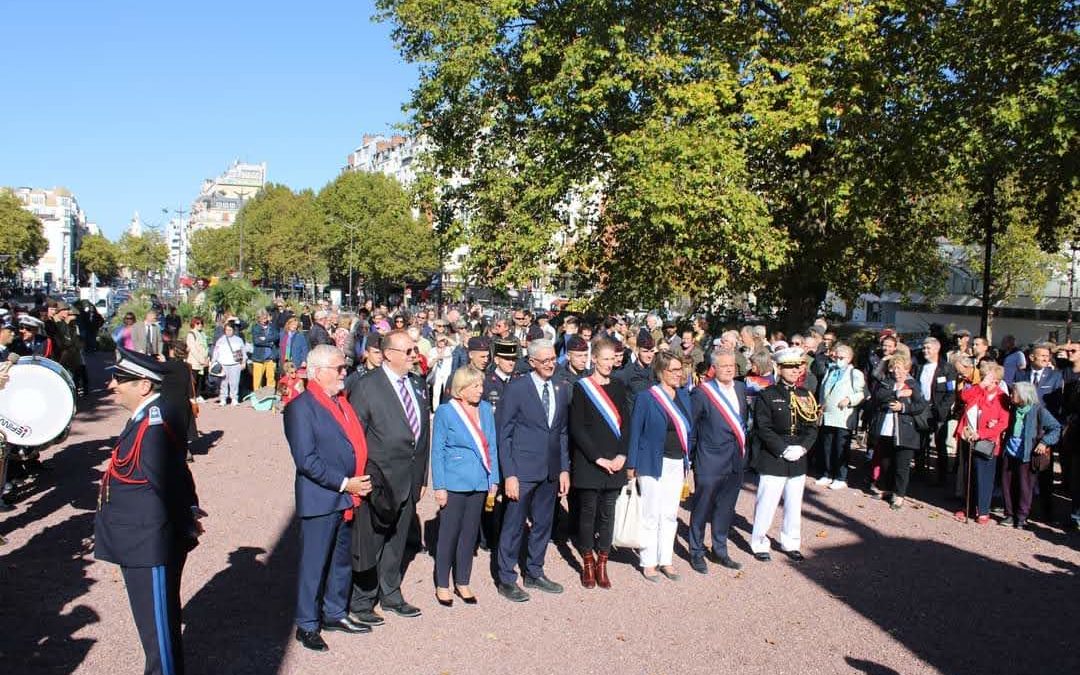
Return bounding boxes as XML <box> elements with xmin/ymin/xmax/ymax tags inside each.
<box><xmin>0</xmin><ymin>356</ymin><xmax>76</xmax><ymax>447</ymax></box>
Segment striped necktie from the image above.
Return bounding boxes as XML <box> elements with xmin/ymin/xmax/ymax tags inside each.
<box><xmin>398</xmin><ymin>376</ymin><xmax>420</xmax><ymax>439</ymax></box>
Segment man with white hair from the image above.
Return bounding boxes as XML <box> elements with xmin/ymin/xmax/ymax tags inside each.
<box><xmin>719</xmin><ymin>330</ymin><xmax>749</xmax><ymax>376</ymax></box>
<box><xmin>308</xmin><ymin>309</ymin><xmax>336</xmax><ymax>348</ymax></box>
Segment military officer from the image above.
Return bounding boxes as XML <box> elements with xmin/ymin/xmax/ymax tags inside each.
<box><xmin>750</xmin><ymin>347</ymin><xmax>818</xmax><ymax>563</ymax></box>
<box><xmin>14</xmin><ymin>315</ymin><xmax>53</xmax><ymax>357</ymax></box>
<box><xmin>95</xmin><ymin>347</ymin><xmax>203</xmax><ymax>675</ymax></box>
<box><xmin>615</xmin><ymin>329</ymin><xmax>658</xmax><ymax>408</ymax></box>
<box><xmin>483</xmin><ymin>338</ymin><xmax>520</xmax><ymax>409</ymax></box>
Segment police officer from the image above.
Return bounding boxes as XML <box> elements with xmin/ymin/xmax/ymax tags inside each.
<box><xmin>483</xmin><ymin>339</ymin><xmax>520</xmax><ymax>409</ymax></box>
<box><xmin>750</xmin><ymin>347</ymin><xmax>818</xmax><ymax>563</ymax></box>
<box><xmin>95</xmin><ymin>347</ymin><xmax>203</xmax><ymax>675</ymax></box>
<box><xmin>14</xmin><ymin>315</ymin><xmax>52</xmax><ymax>357</ymax></box>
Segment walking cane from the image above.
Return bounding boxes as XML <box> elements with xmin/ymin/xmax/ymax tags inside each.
<box><xmin>960</xmin><ymin>440</ymin><xmax>974</xmax><ymax>523</ymax></box>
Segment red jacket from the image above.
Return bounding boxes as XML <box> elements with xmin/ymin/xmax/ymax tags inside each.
<box><xmin>955</xmin><ymin>384</ymin><xmax>1010</xmax><ymax>456</ymax></box>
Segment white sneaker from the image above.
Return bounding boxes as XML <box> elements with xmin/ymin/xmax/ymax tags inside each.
<box><xmin>815</xmin><ymin>476</ymin><xmax>832</xmax><ymax>486</ymax></box>
<box><xmin>196</xmin><ymin>396</ymin><xmax>205</xmax><ymax>403</ymax></box>
<box><xmin>218</xmin><ymin>400</ymin><xmax>226</xmax><ymax>407</ymax></box>
<box><xmin>231</xmin><ymin>401</ymin><xmax>240</xmax><ymax>407</ymax></box>
<box><xmin>829</xmin><ymin>480</ymin><xmax>848</xmax><ymax>490</ymax></box>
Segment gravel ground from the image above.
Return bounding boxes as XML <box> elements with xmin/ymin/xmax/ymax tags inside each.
<box><xmin>2</xmin><ymin>364</ymin><xmax>1078</xmax><ymax>675</ymax></box>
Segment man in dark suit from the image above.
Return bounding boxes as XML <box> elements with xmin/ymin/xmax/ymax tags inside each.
<box><xmin>914</xmin><ymin>337</ymin><xmax>958</xmax><ymax>483</ymax></box>
<box><xmin>1014</xmin><ymin>343</ymin><xmax>1065</xmax><ymax>518</ymax></box>
<box><xmin>495</xmin><ymin>338</ymin><xmax>570</xmax><ymax>602</ymax></box>
<box><xmin>284</xmin><ymin>344</ymin><xmax>373</xmax><ymax>651</ymax></box>
<box><xmin>94</xmin><ymin>347</ymin><xmax>203</xmax><ymax>675</ymax></box>
<box><xmin>347</xmin><ymin>329</ymin><xmax>430</xmax><ymax>622</ymax></box>
<box><xmin>688</xmin><ymin>350</ymin><xmax>748</xmax><ymax>573</ymax></box>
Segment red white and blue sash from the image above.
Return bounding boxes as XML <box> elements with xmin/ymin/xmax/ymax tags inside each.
<box><xmin>579</xmin><ymin>377</ymin><xmax>622</xmax><ymax>438</ymax></box>
<box><xmin>450</xmin><ymin>400</ymin><xmax>492</xmax><ymax>473</ymax></box>
<box><xmin>699</xmin><ymin>381</ymin><xmax>746</xmax><ymax>457</ymax></box>
<box><xmin>648</xmin><ymin>385</ymin><xmax>690</xmax><ymax>456</ymax></box>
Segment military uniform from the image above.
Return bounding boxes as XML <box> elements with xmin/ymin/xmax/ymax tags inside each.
<box><xmin>95</xmin><ymin>349</ymin><xmax>200</xmax><ymax>675</ymax></box>
<box><xmin>750</xmin><ymin>348</ymin><xmax>818</xmax><ymax>560</ymax></box>
<box><xmin>614</xmin><ymin>359</ymin><xmax>656</xmax><ymax>408</ymax></box>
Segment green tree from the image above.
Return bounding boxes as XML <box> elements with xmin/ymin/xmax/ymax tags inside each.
<box><xmin>75</xmin><ymin>232</ymin><xmax>120</xmax><ymax>281</ymax></box>
<box><xmin>118</xmin><ymin>230</ymin><xmax>168</xmax><ymax>279</ymax></box>
<box><xmin>188</xmin><ymin>226</ymin><xmax>239</xmax><ymax>278</ymax></box>
<box><xmin>234</xmin><ymin>184</ymin><xmax>332</xmax><ymax>284</ymax></box>
<box><xmin>0</xmin><ymin>190</ymin><xmax>48</xmax><ymax>277</ymax></box>
<box><xmin>316</xmin><ymin>171</ymin><xmax>438</xmax><ymax>293</ymax></box>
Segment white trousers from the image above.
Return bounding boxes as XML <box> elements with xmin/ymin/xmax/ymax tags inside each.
<box><xmin>751</xmin><ymin>474</ymin><xmax>805</xmax><ymax>554</ymax></box>
<box><xmin>638</xmin><ymin>457</ymin><xmax>684</xmax><ymax>568</ymax></box>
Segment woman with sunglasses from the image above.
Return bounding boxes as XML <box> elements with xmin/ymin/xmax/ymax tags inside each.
<box><xmin>112</xmin><ymin>312</ymin><xmax>137</xmax><ymax>351</ymax></box>
<box><xmin>186</xmin><ymin>317</ymin><xmax>210</xmax><ymax>400</ymax></box>
<box><xmin>627</xmin><ymin>350</ymin><xmax>692</xmax><ymax>582</ymax></box>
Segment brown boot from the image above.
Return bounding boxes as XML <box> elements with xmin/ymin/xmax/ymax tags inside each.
<box><xmin>580</xmin><ymin>550</ymin><xmax>597</xmax><ymax>589</ymax></box>
<box><xmin>596</xmin><ymin>551</ymin><xmax>611</xmax><ymax>589</ymax></box>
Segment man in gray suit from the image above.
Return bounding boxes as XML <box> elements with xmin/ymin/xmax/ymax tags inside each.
<box><xmin>347</xmin><ymin>329</ymin><xmax>430</xmax><ymax>624</ymax></box>
<box><xmin>130</xmin><ymin>310</ymin><xmax>163</xmax><ymax>358</ymax></box>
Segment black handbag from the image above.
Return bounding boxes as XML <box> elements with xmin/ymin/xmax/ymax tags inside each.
<box><xmin>972</xmin><ymin>439</ymin><xmax>995</xmax><ymax>459</ymax></box>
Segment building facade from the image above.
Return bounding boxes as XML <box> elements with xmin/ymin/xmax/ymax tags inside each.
<box><xmin>345</xmin><ymin>134</ymin><xmax>426</xmax><ymax>187</ymax></box>
<box><xmin>12</xmin><ymin>186</ymin><xmax>88</xmax><ymax>290</ymax></box>
<box><xmin>188</xmin><ymin>161</ymin><xmax>266</xmax><ymax>233</ymax></box>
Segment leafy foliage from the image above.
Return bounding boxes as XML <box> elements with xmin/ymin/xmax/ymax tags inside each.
<box><xmin>118</xmin><ymin>230</ymin><xmax>168</xmax><ymax>278</ymax></box>
<box><xmin>75</xmin><ymin>233</ymin><xmax>121</xmax><ymax>281</ymax></box>
<box><xmin>0</xmin><ymin>190</ymin><xmax>48</xmax><ymax>277</ymax></box>
<box><xmin>188</xmin><ymin>226</ymin><xmax>238</xmax><ymax>278</ymax></box>
<box><xmin>206</xmin><ymin>279</ymin><xmax>263</xmax><ymax>315</ymax></box>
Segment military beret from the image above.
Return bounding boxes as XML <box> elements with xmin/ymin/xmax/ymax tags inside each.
<box><xmin>565</xmin><ymin>335</ymin><xmax>588</xmax><ymax>353</ymax></box>
<box><xmin>467</xmin><ymin>335</ymin><xmax>490</xmax><ymax>351</ymax></box>
<box><xmin>526</xmin><ymin>324</ymin><xmax>545</xmax><ymax>341</ymax></box>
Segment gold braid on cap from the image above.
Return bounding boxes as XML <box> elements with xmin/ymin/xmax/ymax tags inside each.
<box><xmin>790</xmin><ymin>389</ymin><xmax>821</xmax><ymax>435</ymax></box>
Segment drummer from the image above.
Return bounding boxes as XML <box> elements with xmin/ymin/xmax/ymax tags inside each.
<box><xmin>96</xmin><ymin>347</ymin><xmax>203</xmax><ymax>675</ymax></box>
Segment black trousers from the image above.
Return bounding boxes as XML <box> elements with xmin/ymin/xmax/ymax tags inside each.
<box><xmin>435</xmin><ymin>491</ymin><xmax>485</xmax><ymax>587</ymax></box>
<box><xmin>917</xmin><ymin>419</ymin><xmax>951</xmax><ymax>478</ymax></box>
<box><xmin>575</xmin><ymin>487</ymin><xmax>619</xmax><ymax>554</ymax></box>
<box><xmin>877</xmin><ymin>438</ymin><xmax>915</xmax><ymax>498</ymax></box>
<box><xmin>351</xmin><ymin>496</ymin><xmax>413</xmax><ymax>611</ymax></box>
<box><xmin>122</xmin><ymin>554</ymin><xmax>186</xmax><ymax>675</ymax></box>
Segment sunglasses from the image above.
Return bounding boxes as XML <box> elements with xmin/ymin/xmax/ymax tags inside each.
<box><xmin>386</xmin><ymin>347</ymin><xmax>418</xmax><ymax>355</ymax></box>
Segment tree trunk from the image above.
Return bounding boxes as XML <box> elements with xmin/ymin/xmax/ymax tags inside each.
<box><xmin>779</xmin><ymin>267</ymin><xmax>828</xmax><ymax>337</ymax></box>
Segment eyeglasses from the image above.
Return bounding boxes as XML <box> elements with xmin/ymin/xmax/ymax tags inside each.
<box><xmin>778</xmin><ymin>363</ymin><xmax>800</xmax><ymax>369</ymax></box>
<box><xmin>319</xmin><ymin>364</ymin><xmax>348</xmax><ymax>373</ymax></box>
<box><xmin>530</xmin><ymin>357</ymin><xmax>556</xmax><ymax>365</ymax></box>
<box><xmin>386</xmin><ymin>346</ymin><xmax>418</xmax><ymax>355</ymax></box>
<box><xmin>665</xmin><ymin>366</ymin><xmax>684</xmax><ymax>373</ymax></box>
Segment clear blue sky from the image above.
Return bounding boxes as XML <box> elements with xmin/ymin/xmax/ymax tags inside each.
<box><xmin>0</xmin><ymin>0</ymin><xmax>417</xmax><ymax>239</ymax></box>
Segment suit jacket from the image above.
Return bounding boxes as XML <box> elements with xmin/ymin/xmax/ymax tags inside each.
<box><xmin>431</xmin><ymin>400</ymin><xmax>500</xmax><ymax>492</ymax></box>
<box><xmin>130</xmin><ymin>321</ymin><xmax>163</xmax><ymax>356</ymax></box>
<box><xmin>627</xmin><ymin>386</ymin><xmax>693</xmax><ymax>478</ymax></box>
<box><xmin>914</xmin><ymin>355</ymin><xmax>958</xmax><ymax>423</ymax></box>
<box><xmin>95</xmin><ymin>396</ymin><xmax>198</xmax><ymax>567</ymax></box>
<box><xmin>1013</xmin><ymin>367</ymin><xmax>1065</xmax><ymax>415</ymax></box>
<box><xmin>307</xmin><ymin>322</ymin><xmax>335</xmax><ymax>348</ymax></box>
<box><xmin>569</xmin><ymin>378</ymin><xmax>629</xmax><ymax>490</ymax></box>
<box><xmin>348</xmin><ymin>367</ymin><xmax>431</xmax><ymax>504</ymax></box>
<box><xmin>283</xmin><ymin>389</ymin><xmax>362</xmax><ymax>518</ymax></box>
<box><xmin>496</xmin><ymin>374</ymin><xmax>569</xmax><ymax>482</ymax></box>
<box><xmin>689</xmin><ymin>380</ymin><xmax>748</xmax><ymax>477</ymax></box>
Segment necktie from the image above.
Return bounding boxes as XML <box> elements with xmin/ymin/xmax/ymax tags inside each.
<box><xmin>1032</xmin><ymin>370</ymin><xmax>1040</xmax><ymax>384</ymax></box>
<box><xmin>399</xmin><ymin>376</ymin><xmax>420</xmax><ymax>439</ymax></box>
<box><xmin>145</xmin><ymin>325</ymin><xmax>153</xmax><ymax>353</ymax></box>
<box><xmin>542</xmin><ymin>381</ymin><xmax>551</xmax><ymax>424</ymax></box>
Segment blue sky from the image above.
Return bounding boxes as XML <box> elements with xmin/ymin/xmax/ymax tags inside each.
<box><xmin>0</xmin><ymin>1</ymin><xmax>417</xmax><ymax>239</ymax></box>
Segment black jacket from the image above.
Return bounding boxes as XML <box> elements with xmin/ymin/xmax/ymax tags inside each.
<box><xmin>914</xmin><ymin>355</ymin><xmax>957</xmax><ymax>424</ymax></box>
<box><xmin>868</xmin><ymin>376</ymin><xmax>928</xmax><ymax>449</ymax></box>
<box><xmin>569</xmin><ymin>378</ymin><xmax>629</xmax><ymax>490</ymax></box>
<box><xmin>752</xmin><ymin>381</ymin><xmax>819</xmax><ymax>478</ymax></box>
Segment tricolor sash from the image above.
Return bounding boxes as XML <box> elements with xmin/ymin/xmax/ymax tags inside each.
<box><xmin>579</xmin><ymin>377</ymin><xmax>621</xmax><ymax>438</ymax></box>
<box><xmin>450</xmin><ymin>400</ymin><xmax>492</xmax><ymax>473</ymax></box>
<box><xmin>648</xmin><ymin>385</ymin><xmax>690</xmax><ymax>456</ymax></box>
<box><xmin>700</xmin><ymin>381</ymin><xmax>746</xmax><ymax>456</ymax></box>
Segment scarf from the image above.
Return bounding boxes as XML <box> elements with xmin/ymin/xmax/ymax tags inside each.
<box><xmin>308</xmin><ymin>383</ymin><xmax>368</xmax><ymax>521</ymax></box>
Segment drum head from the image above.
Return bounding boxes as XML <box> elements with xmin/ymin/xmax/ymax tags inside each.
<box><xmin>0</xmin><ymin>358</ymin><xmax>76</xmax><ymax>446</ymax></box>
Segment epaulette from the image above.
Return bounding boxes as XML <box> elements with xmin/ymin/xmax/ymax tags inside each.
<box><xmin>147</xmin><ymin>406</ymin><xmax>164</xmax><ymax>426</ymax></box>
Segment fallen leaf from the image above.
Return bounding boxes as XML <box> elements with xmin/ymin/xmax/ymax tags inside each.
<box><xmin>615</xmin><ymin>634</ymin><xmax>627</xmax><ymax>642</ymax></box>
<box><xmin>816</xmin><ymin>530</ymin><xmax>828</xmax><ymax>538</ymax></box>
<box><xmin>484</xmin><ymin>632</ymin><xmax>498</xmax><ymax>640</ymax></box>
<box><xmin>734</xmin><ymin>570</ymin><xmax>745</xmax><ymax>579</ymax></box>
<box><xmin>765</xmin><ymin>638</ymin><xmax>777</xmax><ymax>645</ymax></box>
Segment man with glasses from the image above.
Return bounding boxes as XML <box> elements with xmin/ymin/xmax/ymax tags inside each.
<box><xmin>347</xmin><ymin>330</ymin><xmax>430</xmax><ymax>623</ymax></box>
<box><xmin>750</xmin><ymin>347</ymin><xmax>819</xmax><ymax>563</ymax></box>
<box><xmin>494</xmin><ymin>339</ymin><xmax>570</xmax><ymax>602</ymax></box>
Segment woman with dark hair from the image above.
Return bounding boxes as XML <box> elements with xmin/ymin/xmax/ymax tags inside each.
<box><xmin>570</xmin><ymin>339</ymin><xmax>629</xmax><ymax>589</ymax></box>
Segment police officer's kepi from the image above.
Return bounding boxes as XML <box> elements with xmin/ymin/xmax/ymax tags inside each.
<box><xmin>112</xmin><ymin>346</ymin><xmax>166</xmax><ymax>383</ymax></box>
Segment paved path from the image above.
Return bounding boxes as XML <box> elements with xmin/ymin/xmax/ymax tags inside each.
<box><xmin>2</xmin><ymin>379</ymin><xmax>1078</xmax><ymax>675</ymax></box>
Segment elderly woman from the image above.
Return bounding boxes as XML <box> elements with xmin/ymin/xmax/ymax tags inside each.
<box><xmin>186</xmin><ymin>316</ymin><xmax>210</xmax><ymax>400</ymax></box>
<box><xmin>1000</xmin><ymin>381</ymin><xmax>1061</xmax><ymax>529</ymax></box>
<box><xmin>627</xmin><ymin>350</ymin><xmax>692</xmax><ymax>582</ymax></box>
<box><xmin>954</xmin><ymin>361</ymin><xmax>1009</xmax><ymax>524</ymax></box>
<box><xmin>431</xmin><ymin>366</ymin><xmax>499</xmax><ymax>606</ymax></box>
<box><xmin>868</xmin><ymin>354</ymin><xmax>928</xmax><ymax>510</ymax></box>
<box><xmin>211</xmin><ymin>321</ymin><xmax>247</xmax><ymax>406</ymax></box>
<box><xmin>280</xmin><ymin>316</ymin><xmax>310</xmax><ymax>371</ymax></box>
<box><xmin>817</xmin><ymin>343</ymin><xmax>866</xmax><ymax>490</ymax></box>
<box><xmin>427</xmin><ymin>332</ymin><xmax>457</xmax><ymax>410</ymax></box>
<box><xmin>570</xmin><ymin>339</ymin><xmax>629</xmax><ymax>589</ymax></box>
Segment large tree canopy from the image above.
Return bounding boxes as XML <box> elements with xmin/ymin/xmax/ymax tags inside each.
<box><xmin>75</xmin><ymin>233</ymin><xmax>121</xmax><ymax>281</ymax></box>
<box><xmin>0</xmin><ymin>190</ymin><xmax>48</xmax><ymax>277</ymax></box>
<box><xmin>118</xmin><ymin>230</ymin><xmax>168</xmax><ymax>279</ymax></box>
<box><xmin>379</xmin><ymin>0</ymin><xmax>1077</xmax><ymax>327</ymax></box>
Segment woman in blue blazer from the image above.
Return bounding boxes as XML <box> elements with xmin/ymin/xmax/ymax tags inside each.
<box><xmin>431</xmin><ymin>366</ymin><xmax>500</xmax><ymax>606</ymax></box>
<box><xmin>627</xmin><ymin>351</ymin><xmax>692</xmax><ymax>582</ymax></box>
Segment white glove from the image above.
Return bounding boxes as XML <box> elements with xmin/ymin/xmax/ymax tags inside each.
<box><xmin>782</xmin><ymin>445</ymin><xmax>806</xmax><ymax>461</ymax></box>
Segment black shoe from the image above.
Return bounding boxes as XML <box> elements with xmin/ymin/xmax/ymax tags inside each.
<box><xmin>383</xmin><ymin>601</ymin><xmax>422</xmax><ymax>618</ymax></box>
<box><xmin>295</xmin><ymin>628</ymin><xmax>328</xmax><ymax>651</ymax></box>
<box><xmin>1015</xmin><ymin>518</ymin><xmax>1028</xmax><ymax>530</ymax></box>
<box><xmin>347</xmin><ymin>610</ymin><xmax>384</xmax><ymax>626</ymax></box>
<box><xmin>754</xmin><ymin>552</ymin><xmax>772</xmax><ymax>562</ymax></box>
<box><xmin>454</xmin><ymin>587</ymin><xmax>478</xmax><ymax>605</ymax></box>
<box><xmin>497</xmin><ymin>582</ymin><xmax>530</xmax><ymax>602</ymax></box>
<box><xmin>785</xmin><ymin>550</ymin><xmax>805</xmax><ymax>562</ymax></box>
<box><xmin>435</xmin><ymin>592</ymin><xmax>453</xmax><ymax>607</ymax></box>
<box><xmin>709</xmin><ymin>552</ymin><xmax>743</xmax><ymax>570</ymax></box>
<box><xmin>690</xmin><ymin>556</ymin><xmax>708</xmax><ymax>574</ymax></box>
<box><xmin>322</xmin><ymin>616</ymin><xmax>371</xmax><ymax>634</ymax></box>
<box><xmin>523</xmin><ymin>574</ymin><xmax>564</xmax><ymax>594</ymax></box>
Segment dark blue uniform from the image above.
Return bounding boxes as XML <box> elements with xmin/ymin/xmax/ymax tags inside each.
<box><xmin>95</xmin><ymin>396</ymin><xmax>199</xmax><ymax>675</ymax></box>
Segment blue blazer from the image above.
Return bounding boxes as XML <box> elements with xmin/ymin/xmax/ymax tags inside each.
<box><xmin>627</xmin><ymin>386</ymin><xmax>693</xmax><ymax>478</ymax></box>
<box><xmin>282</xmin><ymin>330</ymin><xmax>310</xmax><ymax>367</ymax></box>
<box><xmin>431</xmin><ymin>400</ymin><xmax>501</xmax><ymax>492</ymax></box>
<box><xmin>688</xmin><ymin>380</ymin><xmax>748</xmax><ymax>477</ymax></box>
<box><xmin>283</xmin><ymin>389</ymin><xmax>359</xmax><ymax>518</ymax></box>
<box><xmin>496</xmin><ymin>374</ymin><xmax>570</xmax><ymax>482</ymax></box>
<box><xmin>251</xmin><ymin>321</ymin><xmax>279</xmax><ymax>362</ymax></box>
<box><xmin>1013</xmin><ymin>367</ymin><xmax>1065</xmax><ymax>415</ymax></box>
